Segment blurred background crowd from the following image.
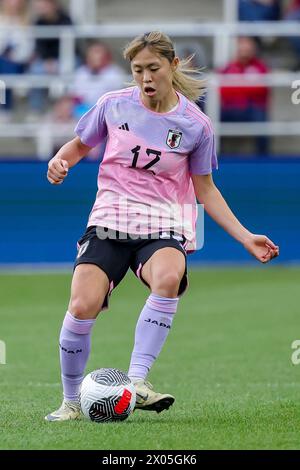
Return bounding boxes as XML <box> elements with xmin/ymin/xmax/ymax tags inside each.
<box><xmin>0</xmin><ymin>0</ymin><xmax>300</xmax><ymax>158</ymax></box>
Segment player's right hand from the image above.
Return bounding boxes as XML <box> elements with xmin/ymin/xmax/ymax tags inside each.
<box><xmin>47</xmin><ymin>158</ymin><xmax>69</xmax><ymax>185</ymax></box>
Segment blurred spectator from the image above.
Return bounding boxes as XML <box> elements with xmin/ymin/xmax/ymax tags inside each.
<box><xmin>43</xmin><ymin>95</ymin><xmax>104</xmax><ymax>160</ymax></box>
<box><xmin>0</xmin><ymin>0</ymin><xmax>34</xmax><ymax>119</ymax></box>
<box><xmin>219</xmin><ymin>36</ymin><xmax>270</xmax><ymax>155</ymax></box>
<box><xmin>283</xmin><ymin>0</ymin><xmax>300</xmax><ymax>70</ymax></box>
<box><xmin>46</xmin><ymin>95</ymin><xmax>76</xmax><ymax>124</ymax></box>
<box><xmin>238</xmin><ymin>0</ymin><xmax>282</xmax><ymax>21</ymax></box>
<box><xmin>29</xmin><ymin>0</ymin><xmax>73</xmax><ymax>113</ymax></box>
<box><xmin>71</xmin><ymin>41</ymin><xmax>126</xmax><ymax>116</ymax></box>
<box><xmin>32</xmin><ymin>0</ymin><xmax>72</xmax><ymax>63</ymax></box>
<box><xmin>0</xmin><ymin>0</ymin><xmax>34</xmax><ymax>64</ymax></box>
<box><xmin>43</xmin><ymin>95</ymin><xmax>77</xmax><ymax>156</ymax></box>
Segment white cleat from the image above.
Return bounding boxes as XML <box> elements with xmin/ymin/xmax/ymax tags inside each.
<box><xmin>45</xmin><ymin>399</ymin><xmax>81</xmax><ymax>422</ymax></box>
<box><xmin>133</xmin><ymin>379</ymin><xmax>175</xmax><ymax>413</ymax></box>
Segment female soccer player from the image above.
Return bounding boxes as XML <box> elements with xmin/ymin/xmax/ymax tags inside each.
<box><xmin>45</xmin><ymin>31</ymin><xmax>279</xmax><ymax>421</ymax></box>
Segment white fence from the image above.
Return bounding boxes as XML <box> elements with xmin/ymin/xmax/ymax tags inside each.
<box><xmin>2</xmin><ymin>21</ymin><xmax>300</xmax><ymax>70</ymax></box>
<box><xmin>1</xmin><ymin>21</ymin><xmax>300</xmax><ymax>157</ymax></box>
<box><xmin>0</xmin><ymin>72</ymin><xmax>299</xmax><ymax>158</ymax></box>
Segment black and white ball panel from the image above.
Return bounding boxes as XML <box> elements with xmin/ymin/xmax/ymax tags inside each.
<box><xmin>90</xmin><ymin>368</ymin><xmax>131</xmax><ymax>386</ymax></box>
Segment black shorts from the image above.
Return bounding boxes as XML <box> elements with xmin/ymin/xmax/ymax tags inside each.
<box><xmin>74</xmin><ymin>226</ymin><xmax>188</xmax><ymax>310</ymax></box>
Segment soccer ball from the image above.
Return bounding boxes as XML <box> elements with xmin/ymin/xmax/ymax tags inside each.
<box><xmin>80</xmin><ymin>368</ymin><xmax>136</xmax><ymax>423</ymax></box>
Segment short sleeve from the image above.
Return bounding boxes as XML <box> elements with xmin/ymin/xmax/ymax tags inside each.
<box><xmin>75</xmin><ymin>101</ymin><xmax>107</xmax><ymax>148</ymax></box>
<box><xmin>189</xmin><ymin>126</ymin><xmax>218</xmax><ymax>175</ymax></box>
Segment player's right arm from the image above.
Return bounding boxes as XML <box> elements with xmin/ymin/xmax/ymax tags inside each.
<box><xmin>47</xmin><ymin>136</ymin><xmax>92</xmax><ymax>185</ymax></box>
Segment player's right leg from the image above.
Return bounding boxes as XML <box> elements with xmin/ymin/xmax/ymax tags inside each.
<box><xmin>45</xmin><ymin>263</ymin><xmax>109</xmax><ymax>421</ymax></box>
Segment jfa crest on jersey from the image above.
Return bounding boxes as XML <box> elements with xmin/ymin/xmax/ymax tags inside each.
<box><xmin>166</xmin><ymin>129</ymin><xmax>182</xmax><ymax>149</ymax></box>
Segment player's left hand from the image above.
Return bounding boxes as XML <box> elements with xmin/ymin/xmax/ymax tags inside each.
<box><xmin>243</xmin><ymin>234</ymin><xmax>279</xmax><ymax>263</ymax></box>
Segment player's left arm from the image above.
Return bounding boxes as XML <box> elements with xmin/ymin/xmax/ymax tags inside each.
<box><xmin>191</xmin><ymin>174</ymin><xmax>279</xmax><ymax>263</ymax></box>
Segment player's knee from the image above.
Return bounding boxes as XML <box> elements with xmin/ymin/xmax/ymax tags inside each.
<box><xmin>151</xmin><ymin>271</ymin><xmax>182</xmax><ymax>297</ymax></box>
<box><xmin>69</xmin><ymin>297</ymin><xmax>102</xmax><ymax>319</ymax></box>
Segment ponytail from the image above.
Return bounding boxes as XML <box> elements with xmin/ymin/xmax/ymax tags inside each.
<box><xmin>172</xmin><ymin>56</ymin><xmax>206</xmax><ymax>102</ymax></box>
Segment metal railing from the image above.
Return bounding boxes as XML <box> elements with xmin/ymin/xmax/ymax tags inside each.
<box><xmin>0</xmin><ymin>72</ymin><xmax>298</xmax><ymax>158</ymax></box>
<box><xmin>1</xmin><ymin>22</ymin><xmax>300</xmax><ymax>157</ymax></box>
<box><xmin>1</xmin><ymin>21</ymin><xmax>300</xmax><ymax>70</ymax></box>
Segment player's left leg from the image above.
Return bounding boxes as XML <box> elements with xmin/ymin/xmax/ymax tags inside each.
<box><xmin>129</xmin><ymin>246</ymin><xmax>186</xmax><ymax>412</ymax></box>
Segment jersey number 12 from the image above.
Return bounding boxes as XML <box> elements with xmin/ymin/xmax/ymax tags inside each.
<box><xmin>130</xmin><ymin>145</ymin><xmax>161</xmax><ymax>174</ymax></box>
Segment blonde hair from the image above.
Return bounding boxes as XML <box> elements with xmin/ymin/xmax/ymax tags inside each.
<box><xmin>123</xmin><ymin>31</ymin><xmax>206</xmax><ymax>102</ymax></box>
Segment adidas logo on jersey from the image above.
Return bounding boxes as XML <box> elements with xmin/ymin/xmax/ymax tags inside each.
<box><xmin>119</xmin><ymin>123</ymin><xmax>129</xmax><ymax>131</ymax></box>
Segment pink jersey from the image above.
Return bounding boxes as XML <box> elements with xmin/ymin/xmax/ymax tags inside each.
<box><xmin>75</xmin><ymin>86</ymin><xmax>218</xmax><ymax>251</ymax></box>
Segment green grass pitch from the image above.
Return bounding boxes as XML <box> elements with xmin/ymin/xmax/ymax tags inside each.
<box><xmin>0</xmin><ymin>267</ymin><xmax>299</xmax><ymax>450</ymax></box>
